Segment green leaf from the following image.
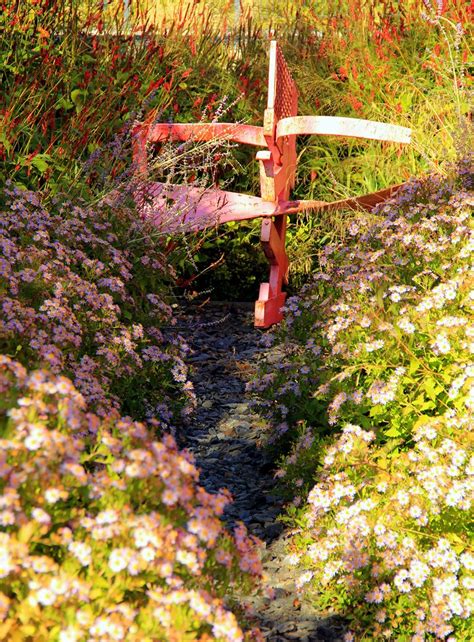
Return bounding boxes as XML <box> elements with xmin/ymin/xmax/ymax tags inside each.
<box><xmin>56</xmin><ymin>96</ymin><xmax>74</xmax><ymax>111</ymax></box>
<box><xmin>400</xmin><ymin>92</ymin><xmax>413</xmax><ymax>111</ymax></box>
<box><xmin>369</xmin><ymin>404</ymin><xmax>385</xmax><ymax>417</ymax></box>
<box><xmin>423</xmin><ymin>377</ymin><xmax>443</xmax><ymax>400</ymax></box>
<box><xmin>385</xmin><ymin>426</ymin><xmax>401</xmax><ymax>437</ymax></box>
<box><xmin>0</xmin><ymin>131</ymin><xmax>12</xmax><ymax>154</ymax></box>
<box><xmin>31</xmin><ymin>154</ymin><xmax>49</xmax><ymax>173</ymax></box>
<box><xmin>0</xmin><ymin>622</ymin><xmax>13</xmax><ymax>640</ymax></box>
<box><xmin>375</xmin><ymin>288</ymin><xmax>385</xmax><ymax>308</ymax></box>
<box><xmin>70</xmin><ymin>89</ymin><xmax>88</xmax><ymax>113</ymax></box>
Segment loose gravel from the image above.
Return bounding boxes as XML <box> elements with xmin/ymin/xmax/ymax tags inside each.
<box><xmin>175</xmin><ymin>303</ymin><xmax>345</xmax><ymax>642</ymax></box>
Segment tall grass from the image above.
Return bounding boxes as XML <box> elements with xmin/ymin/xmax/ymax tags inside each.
<box><xmin>0</xmin><ymin>0</ymin><xmax>246</xmax><ymax>196</ymax></box>
<box><xmin>2</xmin><ymin>0</ymin><xmax>472</xmax><ymax>294</ymax></box>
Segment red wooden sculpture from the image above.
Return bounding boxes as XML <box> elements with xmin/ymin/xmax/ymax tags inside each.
<box><xmin>132</xmin><ymin>41</ymin><xmax>411</xmax><ymax>327</ymax></box>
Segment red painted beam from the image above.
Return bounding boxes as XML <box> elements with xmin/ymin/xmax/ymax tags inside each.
<box><xmin>136</xmin><ymin>182</ymin><xmax>277</xmax><ymax>232</ymax></box>
<box><xmin>136</xmin><ymin>181</ymin><xmax>411</xmax><ymax>233</ymax></box>
<box><xmin>277</xmin><ymin>182</ymin><xmax>409</xmax><ymax>215</ymax></box>
<box><xmin>260</xmin><ymin>218</ymin><xmax>289</xmax><ymax>274</ymax></box>
<box><xmin>146</xmin><ymin>123</ymin><xmax>266</xmax><ymax>147</ymax></box>
<box><xmin>255</xmin><ymin>287</ymin><xmax>286</xmax><ymax>328</ymax></box>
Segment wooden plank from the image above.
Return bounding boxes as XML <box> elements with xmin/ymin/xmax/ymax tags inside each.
<box><xmin>131</xmin><ymin>125</ymin><xmax>149</xmax><ymax>177</ymax></box>
<box><xmin>325</xmin><ymin>183</ymin><xmax>407</xmax><ymax>211</ymax></box>
<box><xmin>135</xmin><ymin>181</ymin><xmax>410</xmax><ymax>234</ymax></box>
<box><xmin>136</xmin><ymin>182</ymin><xmax>279</xmax><ymax>232</ymax></box>
<box><xmin>260</xmin><ymin>218</ymin><xmax>289</xmax><ymax>274</ymax></box>
<box><xmin>276</xmin><ymin>115</ymin><xmax>411</xmax><ymax>145</ymax></box>
<box><xmin>146</xmin><ymin>123</ymin><xmax>266</xmax><ymax>147</ymax></box>
<box><xmin>261</xmin><ymin>214</ymin><xmax>289</xmax><ymax>307</ymax></box>
<box><xmin>255</xmin><ymin>290</ymin><xmax>286</xmax><ymax>328</ymax></box>
<box><xmin>257</xmin><ymin>150</ymin><xmax>276</xmax><ymax>201</ymax></box>
<box><xmin>257</xmin><ymin>152</ymin><xmax>293</xmax><ymax>202</ymax></box>
<box><xmin>136</xmin><ymin>181</ymin><xmax>410</xmax><ymax>236</ymax></box>
<box><xmin>277</xmin><ymin>182</ymin><xmax>409</xmax><ymax>215</ymax></box>
<box><xmin>266</xmin><ymin>41</ymin><xmax>278</xmax><ymax>111</ymax></box>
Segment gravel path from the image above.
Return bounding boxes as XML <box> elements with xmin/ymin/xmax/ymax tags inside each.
<box><xmin>175</xmin><ymin>303</ymin><xmax>345</xmax><ymax>642</ymax></box>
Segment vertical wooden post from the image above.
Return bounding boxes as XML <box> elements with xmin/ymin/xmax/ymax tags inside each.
<box><xmin>254</xmin><ymin>42</ymin><xmax>297</xmax><ymax>328</ymax></box>
<box><xmin>131</xmin><ymin>124</ymin><xmax>150</xmax><ymax>221</ymax></box>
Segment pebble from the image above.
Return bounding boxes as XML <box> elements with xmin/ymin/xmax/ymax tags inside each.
<box><xmin>175</xmin><ymin>303</ymin><xmax>347</xmax><ymax>641</ymax></box>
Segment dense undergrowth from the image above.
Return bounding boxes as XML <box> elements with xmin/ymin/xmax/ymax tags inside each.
<box><xmin>0</xmin><ymin>356</ymin><xmax>263</xmax><ymax>641</ymax></box>
<box><xmin>0</xmin><ymin>185</ymin><xmax>190</xmax><ymax>423</ymax></box>
<box><xmin>2</xmin><ymin>0</ymin><xmax>471</xmax><ymax>296</ymax></box>
<box><xmin>0</xmin><ymin>3</ymin><xmax>270</xmax><ymax>639</ymax></box>
<box><xmin>251</xmin><ymin>157</ymin><xmax>474</xmax><ymax>640</ymax></box>
<box><xmin>1</xmin><ymin>0</ymin><xmax>473</xmax><ymax>640</ymax></box>
<box><xmin>0</xmin><ymin>188</ymin><xmax>266</xmax><ymax>640</ymax></box>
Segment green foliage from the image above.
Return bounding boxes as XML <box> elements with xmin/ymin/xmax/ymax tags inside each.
<box><xmin>0</xmin><ymin>185</ymin><xmax>194</xmax><ymax>424</ymax></box>
<box><xmin>2</xmin><ymin>0</ymin><xmax>471</xmax><ymax>299</ymax></box>
<box><xmin>250</xmin><ymin>159</ymin><xmax>474</xmax><ymax>640</ymax></box>
<box><xmin>178</xmin><ymin>222</ymin><xmax>268</xmax><ymax>301</ymax></box>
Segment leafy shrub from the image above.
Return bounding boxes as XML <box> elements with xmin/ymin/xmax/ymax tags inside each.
<box><xmin>252</xmin><ymin>160</ymin><xmax>473</xmax><ymax>439</ymax></box>
<box><xmin>0</xmin><ymin>184</ymin><xmax>196</xmax><ymax>424</ymax></box>
<box><xmin>250</xmin><ymin>157</ymin><xmax>473</xmax><ymax>639</ymax></box>
<box><xmin>4</xmin><ymin>0</ymin><xmax>470</xmax><ymax>299</ymax></box>
<box><xmin>274</xmin><ymin>0</ymin><xmax>472</xmax><ymax>289</ymax></box>
<box><xmin>296</xmin><ymin>413</ymin><xmax>473</xmax><ymax>642</ymax></box>
<box><xmin>0</xmin><ymin>356</ymin><xmax>262</xmax><ymax>641</ymax></box>
<box><xmin>179</xmin><ymin>222</ymin><xmax>268</xmax><ymax>302</ymax></box>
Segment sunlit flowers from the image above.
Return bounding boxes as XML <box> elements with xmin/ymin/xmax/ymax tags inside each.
<box><xmin>0</xmin><ymin>355</ymin><xmax>262</xmax><ymax>639</ymax></box>
<box><xmin>251</xmin><ymin>163</ymin><xmax>474</xmax><ymax>641</ymax></box>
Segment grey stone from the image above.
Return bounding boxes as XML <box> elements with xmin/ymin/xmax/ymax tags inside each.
<box><xmin>174</xmin><ymin>304</ymin><xmax>347</xmax><ymax>642</ymax></box>
<box><xmin>276</xmin><ymin>622</ymin><xmax>297</xmax><ymax>633</ymax></box>
<box><xmin>264</xmin><ymin>523</ymin><xmax>284</xmax><ymax>540</ymax></box>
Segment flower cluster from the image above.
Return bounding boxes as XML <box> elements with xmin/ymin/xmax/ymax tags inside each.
<box><xmin>0</xmin><ymin>184</ymin><xmax>266</xmax><ymax>638</ymax></box>
<box><xmin>252</xmin><ymin>159</ymin><xmax>473</xmax><ymax>639</ymax></box>
<box><xmin>255</xmin><ymin>163</ymin><xmax>473</xmax><ymax>437</ymax></box>
<box><xmin>301</xmin><ymin>412</ymin><xmax>473</xmax><ymax>641</ymax></box>
<box><xmin>0</xmin><ymin>357</ymin><xmax>262</xmax><ymax>640</ymax></box>
<box><xmin>0</xmin><ymin>185</ymin><xmax>195</xmax><ymax>424</ymax></box>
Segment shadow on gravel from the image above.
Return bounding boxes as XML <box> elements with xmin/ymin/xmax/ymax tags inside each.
<box><xmin>174</xmin><ymin>303</ymin><xmax>285</xmax><ymax>543</ymax></box>
<box><xmin>174</xmin><ymin>302</ymin><xmax>347</xmax><ymax>642</ymax></box>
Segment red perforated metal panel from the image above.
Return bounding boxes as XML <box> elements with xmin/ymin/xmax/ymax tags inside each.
<box><xmin>273</xmin><ymin>43</ymin><xmax>297</xmax><ymax>121</ymax></box>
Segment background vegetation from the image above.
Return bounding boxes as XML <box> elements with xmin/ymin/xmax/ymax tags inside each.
<box><xmin>2</xmin><ymin>0</ymin><xmax>471</xmax><ymax>298</ymax></box>
<box><xmin>1</xmin><ymin>1</ymin><xmax>472</xmax><ymax>639</ymax></box>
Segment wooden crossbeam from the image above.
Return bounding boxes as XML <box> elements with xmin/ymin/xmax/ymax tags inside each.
<box><xmin>136</xmin><ymin>182</ymin><xmax>278</xmax><ymax>232</ymax></box>
<box><xmin>146</xmin><ymin>123</ymin><xmax>267</xmax><ymax>147</ymax></box>
<box><xmin>135</xmin><ymin>181</ymin><xmax>409</xmax><ymax>233</ymax></box>
<box><xmin>276</xmin><ymin>115</ymin><xmax>411</xmax><ymax>144</ymax></box>
<box><xmin>278</xmin><ymin>183</ymin><xmax>409</xmax><ymax>215</ymax></box>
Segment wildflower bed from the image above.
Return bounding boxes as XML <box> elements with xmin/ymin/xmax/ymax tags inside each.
<box><xmin>251</xmin><ymin>159</ymin><xmax>473</xmax><ymax>641</ymax></box>
<box><xmin>0</xmin><ymin>187</ymin><xmax>263</xmax><ymax>641</ymax></box>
